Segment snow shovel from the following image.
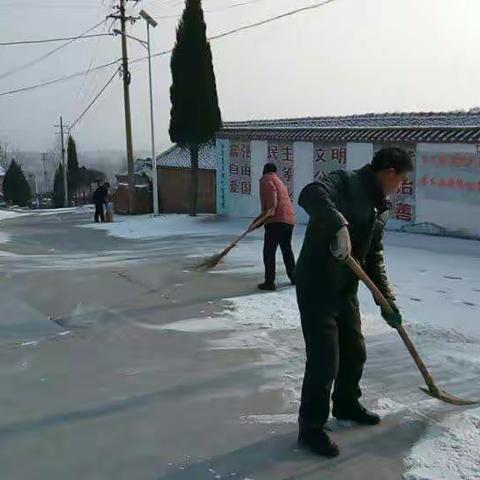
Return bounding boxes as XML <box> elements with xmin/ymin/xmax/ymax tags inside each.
<box><xmin>195</xmin><ymin>213</ymin><xmax>270</xmax><ymax>270</ymax></box>
<box><xmin>346</xmin><ymin>255</ymin><xmax>478</xmax><ymax>406</ymax></box>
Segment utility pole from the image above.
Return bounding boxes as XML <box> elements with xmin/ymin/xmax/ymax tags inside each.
<box><xmin>41</xmin><ymin>152</ymin><xmax>48</xmax><ymax>193</ymax></box>
<box><xmin>139</xmin><ymin>9</ymin><xmax>159</xmax><ymax>215</ymax></box>
<box><xmin>110</xmin><ymin>0</ymin><xmax>136</xmax><ymax>214</ymax></box>
<box><xmin>54</xmin><ymin>116</ymin><xmax>69</xmax><ymax>206</ymax></box>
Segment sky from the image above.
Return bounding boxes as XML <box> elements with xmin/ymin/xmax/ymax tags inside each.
<box><xmin>1</xmin><ymin>0</ymin><xmax>480</xmax><ymax>158</ymax></box>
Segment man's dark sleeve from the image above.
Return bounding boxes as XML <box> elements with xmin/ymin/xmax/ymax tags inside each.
<box><xmin>365</xmin><ymin>216</ymin><xmax>396</xmax><ymax>303</ymax></box>
<box><xmin>298</xmin><ymin>172</ymin><xmax>348</xmax><ymax>238</ymax></box>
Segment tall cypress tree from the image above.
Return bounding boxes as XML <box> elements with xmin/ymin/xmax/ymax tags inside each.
<box><xmin>169</xmin><ymin>0</ymin><xmax>222</xmax><ymax>216</ymax></box>
<box><xmin>53</xmin><ymin>163</ymin><xmax>65</xmax><ymax>208</ymax></box>
<box><xmin>3</xmin><ymin>160</ymin><xmax>32</xmax><ymax>207</ymax></box>
<box><xmin>67</xmin><ymin>135</ymin><xmax>80</xmax><ymax>204</ymax></box>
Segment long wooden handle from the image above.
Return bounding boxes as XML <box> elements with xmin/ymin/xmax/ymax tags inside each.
<box><xmin>345</xmin><ymin>256</ymin><xmax>439</xmax><ymax>394</ymax></box>
<box><xmin>220</xmin><ymin>214</ymin><xmax>270</xmax><ymax>257</ymax></box>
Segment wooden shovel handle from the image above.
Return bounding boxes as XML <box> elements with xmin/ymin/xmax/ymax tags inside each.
<box><xmin>345</xmin><ymin>256</ymin><xmax>439</xmax><ymax>394</ymax></box>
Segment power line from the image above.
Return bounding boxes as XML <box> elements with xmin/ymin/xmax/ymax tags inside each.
<box><xmin>142</xmin><ymin>0</ymin><xmax>338</xmax><ymax>61</ymax></box>
<box><xmin>0</xmin><ymin>3</ymin><xmax>108</xmax><ymax>10</ymax></box>
<box><xmin>0</xmin><ymin>59</ymin><xmax>120</xmax><ymax>97</ymax></box>
<box><xmin>0</xmin><ymin>19</ymin><xmax>109</xmax><ymax>81</ymax></box>
<box><xmin>74</xmin><ymin>18</ymin><xmax>111</xmax><ymax>106</ymax></box>
<box><xmin>69</xmin><ymin>67</ymin><xmax>120</xmax><ymax>132</ymax></box>
<box><xmin>0</xmin><ymin>33</ymin><xmax>112</xmax><ymax>47</ymax></box>
<box><xmin>152</xmin><ymin>0</ymin><xmax>269</xmax><ymax>20</ymax></box>
<box><xmin>0</xmin><ymin>0</ymin><xmax>338</xmax><ymax>97</ymax></box>
<box><xmin>208</xmin><ymin>0</ymin><xmax>338</xmax><ymax>42</ymax></box>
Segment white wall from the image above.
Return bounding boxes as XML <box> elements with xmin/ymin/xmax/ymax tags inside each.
<box><xmin>293</xmin><ymin>142</ymin><xmax>313</xmax><ymax>224</ymax></box>
<box><xmin>347</xmin><ymin>142</ymin><xmax>373</xmax><ymax>170</ymax></box>
<box><xmin>220</xmin><ymin>138</ymin><xmax>480</xmax><ymax>238</ymax></box>
<box><xmin>228</xmin><ymin>140</ymin><xmax>266</xmax><ymax>218</ymax></box>
<box><xmin>415</xmin><ymin>143</ymin><xmax>480</xmax><ymax>237</ymax></box>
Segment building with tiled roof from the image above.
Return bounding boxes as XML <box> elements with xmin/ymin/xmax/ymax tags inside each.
<box><xmin>214</xmin><ymin>110</ymin><xmax>480</xmax><ymax>238</ymax></box>
<box><xmin>156</xmin><ymin>144</ymin><xmax>216</xmax><ymax>170</ymax></box>
<box><xmin>218</xmin><ymin>110</ymin><xmax>480</xmax><ymax>144</ymax></box>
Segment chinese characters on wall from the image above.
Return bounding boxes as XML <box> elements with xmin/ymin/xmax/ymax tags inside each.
<box><xmin>217</xmin><ymin>140</ymin><xmax>228</xmax><ymax>213</ymax></box>
<box><xmin>229</xmin><ymin>140</ymin><xmax>251</xmax><ymax>195</ymax></box>
<box><xmin>417</xmin><ymin>151</ymin><xmax>480</xmax><ymax>205</ymax></box>
<box><xmin>313</xmin><ymin>143</ymin><xmax>347</xmax><ymax>180</ymax></box>
<box><xmin>374</xmin><ymin>144</ymin><xmax>416</xmax><ymax>224</ymax></box>
<box><xmin>267</xmin><ymin>141</ymin><xmax>294</xmax><ymax>199</ymax></box>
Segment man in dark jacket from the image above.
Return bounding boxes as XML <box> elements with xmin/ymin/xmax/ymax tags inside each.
<box><xmin>92</xmin><ymin>182</ymin><xmax>109</xmax><ymax>223</ymax></box>
<box><xmin>296</xmin><ymin>147</ymin><xmax>413</xmax><ymax>458</ymax></box>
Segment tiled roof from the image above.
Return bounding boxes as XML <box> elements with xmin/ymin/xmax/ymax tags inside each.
<box><xmin>156</xmin><ymin>144</ymin><xmax>216</xmax><ymax>170</ymax></box>
<box><xmin>218</xmin><ymin>111</ymin><xmax>480</xmax><ymax>143</ymax></box>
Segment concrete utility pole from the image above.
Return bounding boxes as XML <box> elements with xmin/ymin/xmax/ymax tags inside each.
<box><xmin>41</xmin><ymin>152</ymin><xmax>48</xmax><ymax>193</ymax></box>
<box><xmin>139</xmin><ymin>9</ymin><xmax>159</xmax><ymax>215</ymax></box>
<box><xmin>110</xmin><ymin>0</ymin><xmax>136</xmax><ymax>214</ymax></box>
<box><xmin>54</xmin><ymin>116</ymin><xmax>69</xmax><ymax>206</ymax></box>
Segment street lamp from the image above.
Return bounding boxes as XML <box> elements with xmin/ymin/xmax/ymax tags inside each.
<box><xmin>112</xmin><ymin>8</ymin><xmax>159</xmax><ymax>215</ymax></box>
<box><xmin>139</xmin><ymin>9</ymin><xmax>159</xmax><ymax>216</ymax></box>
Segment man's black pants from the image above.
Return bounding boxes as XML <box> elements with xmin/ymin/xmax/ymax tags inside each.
<box><xmin>263</xmin><ymin>222</ymin><xmax>295</xmax><ymax>285</ymax></box>
<box><xmin>297</xmin><ymin>290</ymin><xmax>366</xmax><ymax>428</ymax></box>
<box><xmin>94</xmin><ymin>204</ymin><xmax>105</xmax><ymax>223</ymax></box>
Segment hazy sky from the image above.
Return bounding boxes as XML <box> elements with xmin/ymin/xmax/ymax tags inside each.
<box><xmin>1</xmin><ymin>0</ymin><xmax>480</xmax><ymax>157</ymax></box>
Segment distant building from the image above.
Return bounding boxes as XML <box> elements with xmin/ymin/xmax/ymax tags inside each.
<box><xmin>155</xmin><ymin>145</ymin><xmax>216</xmax><ymax>213</ymax></box>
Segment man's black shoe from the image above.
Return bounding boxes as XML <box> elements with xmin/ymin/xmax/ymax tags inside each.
<box><xmin>298</xmin><ymin>427</ymin><xmax>340</xmax><ymax>458</ymax></box>
<box><xmin>258</xmin><ymin>282</ymin><xmax>276</xmax><ymax>291</ymax></box>
<box><xmin>332</xmin><ymin>403</ymin><xmax>381</xmax><ymax>426</ymax></box>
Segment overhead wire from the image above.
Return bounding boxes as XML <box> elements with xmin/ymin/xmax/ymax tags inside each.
<box><xmin>151</xmin><ymin>0</ymin><xmax>268</xmax><ymax>20</ymax></box>
<box><xmin>74</xmin><ymin>18</ymin><xmax>111</xmax><ymax>106</ymax></box>
<box><xmin>0</xmin><ymin>33</ymin><xmax>112</xmax><ymax>47</ymax></box>
<box><xmin>0</xmin><ymin>59</ymin><xmax>120</xmax><ymax>97</ymax></box>
<box><xmin>0</xmin><ymin>0</ymin><xmax>338</xmax><ymax>97</ymax></box>
<box><xmin>69</xmin><ymin>67</ymin><xmax>120</xmax><ymax>132</ymax></box>
<box><xmin>0</xmin><ymin>19</ymin><xmax>110</xmax><ymax>81</ymax></box>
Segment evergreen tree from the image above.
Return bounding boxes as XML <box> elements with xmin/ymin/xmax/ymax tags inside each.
<box><xmin>169</xmin><ymin>0</ymin><xmax>222</xmax><ymax>216</ymax></box>
<box><xmin>53</xmin><ymin>163</ymin><xmax>65</xmax><ymax>208</ymax></box>
<box><xmin>67</xmin><ymin>135</ymin><xmax>80</xmax><ymax>204</ymax></box>
<box><xmin>3</xmin><ymin>159</ymin><xmax>31</xmax><ymax>207</ymax></box>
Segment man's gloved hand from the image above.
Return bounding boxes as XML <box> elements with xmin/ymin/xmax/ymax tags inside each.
<box><xmin>330</xmin><ymin>226</ymin><xmax>352</xmax><ymax>261</ymax></box>
<box><xmin>381</xmin><ymin>302</ymin><xmax>403</xmax><ymax>329</ymax></box>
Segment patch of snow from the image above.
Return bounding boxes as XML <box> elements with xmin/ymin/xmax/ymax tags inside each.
<box><xmin>404</xmin><ymin>407</ymin><xmax>480</xmax><ymax>480</ymax></box>
<box><xmin>0</xmin><ymin>232</ymin><xmax>10</xmax><ymax>243</ymax></box>
<box><xmin>374</xmin><ymin>397</ymin><xmax>409</xmax><ymax>417</ymax></box>
<box><xmin>80</xmin><ymin>214</ymin><xmax>257</xmax><ymax>241</ymax></box>
<box><xmin>136</xmin><ymin>317</ymin><xmax>235</xmax><ymax>333</ymax></box>
<box><xmin>0</xmin><ymin>209</ymin><xmax>28</xmax><ymax>222</ymax></box>
<box><xmin>242</xmin><ymin>414</ymin><xmax>297</xmax><ymax>425</ymax></box>
<box><xmin>36</xmin><ymin>207</ymin><xmax>80</xmax><ymax>216</ymax></box>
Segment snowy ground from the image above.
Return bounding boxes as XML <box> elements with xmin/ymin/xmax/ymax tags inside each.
<box><xmin>87</xmin><ymin>214</ymin><xmax>480</xmax><ymax>479</ymax></box>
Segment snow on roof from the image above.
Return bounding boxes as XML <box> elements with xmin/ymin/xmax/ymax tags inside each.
<box><xmin>156</xmin><ymin>144</ymin><xmax>216</xmax><ymax>170</ymax></box>
<box><xmin>218</xmin><ymin>110</ymin><xmax>480</xmax><ymax>144</ymax></box>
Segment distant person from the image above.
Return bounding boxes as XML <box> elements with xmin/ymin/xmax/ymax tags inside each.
<box><xmin>92</xmin><ymin>182</ymin><xmax>109</xmax><ymax>223</ymax></box>
<box><xmin>253</xmin><ymin>163</ymin><xmax>296</xmax><ymax>291</ymax></box>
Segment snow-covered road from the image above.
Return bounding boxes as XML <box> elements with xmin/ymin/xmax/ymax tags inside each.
<box><xmin>91</xmin><ymin>214</ymin><xmax>480</xmax><ymax>479</ymax></box>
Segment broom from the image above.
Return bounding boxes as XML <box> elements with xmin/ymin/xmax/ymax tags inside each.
<box><xmin>195</xmin><ymin>213</ymin><xmax>270</xmax><ymax>270</ymax></box>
